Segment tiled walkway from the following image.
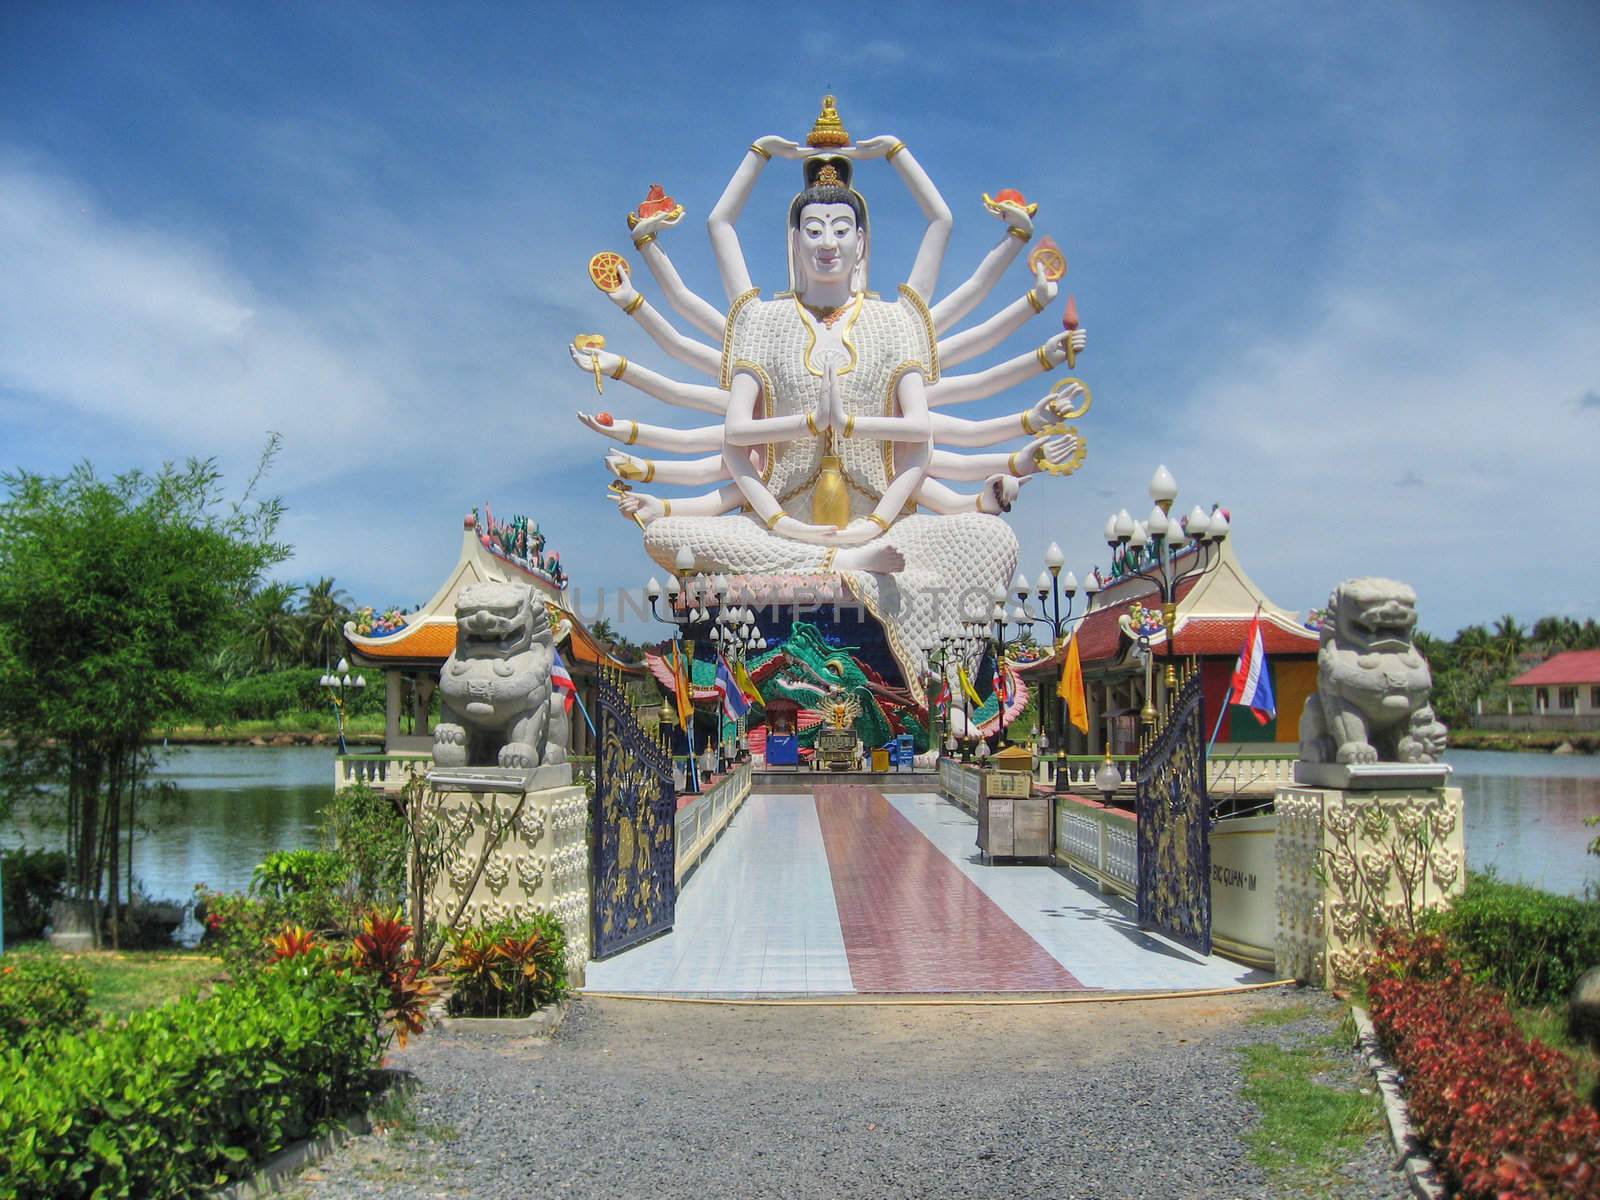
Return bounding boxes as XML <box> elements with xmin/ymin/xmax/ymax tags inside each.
<box><xmin>583</xmin><ymin>789</ymin><xmax>1270</xmax><ymax>996</ymax></box>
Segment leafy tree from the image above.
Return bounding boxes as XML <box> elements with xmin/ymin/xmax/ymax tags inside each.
<box><xmin>0</xmin><ymin>447</ymin><xmax>287</xmax><ymax>946</ymax></box>
<box><xmin>300</xmin><ymin>576</ymin><xmax>352</xmax><ymax>667</ymax></box>
<box><xmin>588</xmin><ymin>618</ymin><xmax>620</xmax><ymax>646</ymax></box>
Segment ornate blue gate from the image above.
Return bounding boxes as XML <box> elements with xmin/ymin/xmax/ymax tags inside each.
<box><xmin>591</xmin><ymin>666</ymin><xmax>676</xmax><ymax>958</ymax></box>
<box><xmin>1136</xmin><ymin>665</ymin><xmax>1212</xmax><ymax>955</ymax></box>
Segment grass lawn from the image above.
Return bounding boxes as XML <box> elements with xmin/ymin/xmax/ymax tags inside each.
<box><xmin>1239</xmin><ymin>1006</ymin><xmax>1383</xmax><ymax>1193</ymax></box>
<box><xmin>4</xmin><ymin>942</ymin><xmax>224</xmax><ymax>1016</ymax></box>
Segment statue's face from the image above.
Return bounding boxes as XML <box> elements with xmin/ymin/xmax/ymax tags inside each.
<box><xmin>794</xmin><ymin>202</ymin><xmax>861</xmax><ymax>289</ymax></box>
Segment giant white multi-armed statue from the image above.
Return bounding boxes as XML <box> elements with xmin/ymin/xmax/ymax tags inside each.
<box><xmin>571</xmin><ymin>96</ymin><xmax>1094</xmax><ymax>712</ymax></box>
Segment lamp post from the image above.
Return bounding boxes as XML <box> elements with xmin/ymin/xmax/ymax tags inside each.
<box><xmin>319</xmin><ymin>657</ymin><xmax>366</xmax><ymax>756</ymax></box>
<box><xmin>1014</xmin><ymin>542</ymin><xmax>1101</xmax><ymax>791</ymax></box>
<box><xmin>987</xmin><ymin>583</ymin><xmax>1034</xmax><ymax>748</ymax></box>
<box><xmin>1103</xmin><ymin>465</ymin><xmax>1230</xmax><ymax>727</ymax></box>
<box><xmin>646</xmin><ymin>551</ymin><xmax>768</xmax><ymax>784</ymax></box>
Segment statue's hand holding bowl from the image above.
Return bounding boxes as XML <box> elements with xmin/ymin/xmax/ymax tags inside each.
<box><xmin>989</xmin><ymin>200</ymin><xmax>1034</xmax><ymax>240</ymax></box>
<box><xmin>755</xmin><ymin>135</ymin><xmax>806</xmax><ymax>160</ymax></box>
<box><xmin>839</xmin><ymin>135</ymin><xmax>899</xmax><ymax>161</ymax></box>
<box><xmin>629</xmin><ymin>207</ymin><xmax>684</xmax><ymax>242</ymax></box>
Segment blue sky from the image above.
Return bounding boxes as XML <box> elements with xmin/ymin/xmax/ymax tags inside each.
<box><xmin>2</xmin><ymin>1</ymin><xmax>1596</xmax><ymax>640</ymax></box>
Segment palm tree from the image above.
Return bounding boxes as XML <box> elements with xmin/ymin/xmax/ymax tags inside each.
<box><xmin>245</xmin><ymin>582</ymin><xmax>304</xmax><ymax>672</ymax></box>
<box><xmin>588</xmin><ymin>618</ymin><xmax>620</xmax><ymax>648</ymax></box>
<box><xmin>1492</xmin><ymin>614</ymin><xmax>1527</xmax><ymax>672</ymax></box>
<box><xmin>300</xmin><ymin>577</ymin><xmax>353</xmax><ymax>667</ymax></box>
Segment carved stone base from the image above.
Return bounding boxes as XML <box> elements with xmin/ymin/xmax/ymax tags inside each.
<box><xmin>416</xmin><ymin>783</ymin><xmax>589</xmax><ymax>985</ymax></box>
<box><xmin>426</xmin><ymin>763</ymin><xmax>573</xmax><ymax>793</ymax></box>
<box><xmin>1274</xmin><ymin>784</ymin><xmax>1464</xmax><ymax>988</ymax></box>
<box><xmin>1292</xmin><ymin>761</ymin><xmax>1452</xmax><ymax>791</ymax></box>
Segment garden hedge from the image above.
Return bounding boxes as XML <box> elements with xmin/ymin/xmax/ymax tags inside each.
<box><xmin>1435</xmin><ymin>872</ymin><xmax>1600</xmax><ymax>1007</ymax></box>
<box><xmin>0</xmin><ymin>959</ymin><xmax>384</xmax><ymax>1198</ymax></box>
<box><xmin>0</xmin><ymin>955</ymin><xmax>92</xmax><ymax>1047</ymax></box>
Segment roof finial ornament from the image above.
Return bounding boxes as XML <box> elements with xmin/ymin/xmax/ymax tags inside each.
<box><xmin>807</xmin><ymin>94</ymin><xmax>850</xmax><ymax>148</ymax></box>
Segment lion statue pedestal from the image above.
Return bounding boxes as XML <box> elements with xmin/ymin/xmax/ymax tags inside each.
<box><xmin>1274</xmin><ymin>576</ymin><xmax>1464</xmax><ymax>988</ymax></box>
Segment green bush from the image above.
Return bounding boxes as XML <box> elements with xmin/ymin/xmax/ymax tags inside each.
<box><xmin>0</xmin><ymin>958</ymin><xmax>384</xmax><ymax>1197</ymax></box>
<box><xmin>217</xmin><ymin>668</ymin><xmax>385</xmax><ymax>722</ymax></box>
<box><xmin>250</xmin><ymin>849</ymin><xmax>348</xmax><ymax>900</ymax></box>
<box><xmin>320</xmin><ymin>783</ymin><xmax>406</xmax><ymax>909</ymax></box>
<box><xmin>1434</xmin><ymin>871</ymin><xmax>1600</xmax><ymax>1007</ymax></box>
<box><xmin>441</xmin><ymin>914</ymin><xmax>568</xmax><ymax>1018</ymax></box>
<box><xmin>1</xmin><ymin>848</ymin><xmax>68</xmax><ymax>942</ymax></box>
<box><xmin>0</xmin><ymin>955</ymin><xmax>93</xmax><ymax>1047</ymax></box>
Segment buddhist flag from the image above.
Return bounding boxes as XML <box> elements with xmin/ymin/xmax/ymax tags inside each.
<box><xmin>958</xmin><ymin>663</ymin><xmax>982</xmax><ymax>706</ymax></box>
<box><xmin>1057</xmin><ymin>633</ymin><xmax>1089</xmax><ymax>734</ymax></box>
<box><xmin>671</xmin><ymin>641</ymin><xmax>695</xmax><ymax>730</ymax></box>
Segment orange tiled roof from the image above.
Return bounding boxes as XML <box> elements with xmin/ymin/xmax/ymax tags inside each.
<box><xmin>351</xmin><ymin>622</ymin><xmax>456</xmax><ymax>659</ymax></box>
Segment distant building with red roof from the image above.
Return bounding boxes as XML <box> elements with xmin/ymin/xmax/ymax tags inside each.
<box><xmin>1508</xmin><ymin>650</ymin><xmax>1600</xmax><ymax>721</ymax></box>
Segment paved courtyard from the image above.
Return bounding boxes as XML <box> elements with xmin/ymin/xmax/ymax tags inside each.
<box><xmin>584</xmin><ymin>788</ymin><xmax>1269</xmax><ymax>996</ymax></box>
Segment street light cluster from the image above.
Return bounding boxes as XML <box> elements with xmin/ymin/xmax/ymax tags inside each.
<box><xmin>319</xmin><ymin>657</ymin><xmax>366</xmax><ymax>756</ymax></box>
<box><xmin>645</xmin><ymin>547</ymin><xmax>768</xmax><ymax>652</ymax></box>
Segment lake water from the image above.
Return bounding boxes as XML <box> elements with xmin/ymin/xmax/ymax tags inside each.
<box><xmin>3</xmin><ymin>745</ymin><xmax>1597</xmax><ymax>905</ymax></box>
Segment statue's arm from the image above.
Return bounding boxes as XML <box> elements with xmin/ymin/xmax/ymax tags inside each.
<box><xmin>629</xmin><ymin>211</ymin><xmax>727</xmax><ymax>339</ymax></box>
<box><xmin>915</xmin><ymin>475</ymin><xmax>1025</xmax><ymax>516</ymax></box>
<box><xmin>607</xmin><ymin>263</ymin><xmax>721</xmax><ymax>376</ymax></box>
<box><xmin>930</xmin><ymin>378</ymin><xmax>1085</xmax><ymax>447</ymax></box>
<box><xmin>924</xmin><ymin>330</ymin><xmax>1080</xmax><ymax>408</ymax></box>
<box><xmin>611</xmin><ymin>484</ymin><xmax>743</xmax><ymax>525</ymax></box>
<box><xmin>937</xmin><ymin>266</ymin><xmax>1057</xmax><ymax>367</ymax></box>
<box><xmin>605</xmin><ymin>450</ymin><xmax>730</xmax><ymax>486</ymax></box>
<box><xmin>578</xmin><ymin>412</ymin><xmax>722</xmax><ymax>452</ymax></box>
<box><xmin>568</xmin><ymin>342</ymin><xmax>727</xmax><ymax>414</ymax></box>
<box><xmin>708</xmin><ymin>136</ymin><xmax>802</xmax><ymax>303</ymax></box>
<box><xmin>928</xmin><ymin>204</ymin><xmax>1034</xmax><ymax>332</ymax></box>
<box><xmin>724</xmin><ymin>369</ymin><xmax>814</xmax><ymax>447</ymax></box>
<box><xmin>857</xmin><ymin>138</ymin><xmax>952</xmax><ymax>303</ymax></box>
<box><xmin>929</xmin><ymin>434</ymin><xmax>1076</xmax><ymax>480</ymax></box>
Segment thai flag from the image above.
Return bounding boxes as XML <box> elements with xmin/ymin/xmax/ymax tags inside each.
<box><xmin>1228</xmin><ymin>613</ymin><xmax>1276</xmax><ymax>725</ymax></box>
<box><xmin>551</xmin><ymin>650</ymin><xmax>577</xmax><ymax>713</ymax></box>
<box><xmin>715</xmin><ymin>657</ymin><xmax>751</xmax><ymax>720</ymax></box>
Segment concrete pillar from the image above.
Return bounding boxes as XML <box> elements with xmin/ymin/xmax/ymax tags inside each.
<box><xmin>385</xmin><ymin>671</ymin><xmax>403</xmax><ymax>750</ymax></box>
<box><xmin>416</xmin><ymin>679</ymin><xmax>435</xmax><ymax>737</ymax></box>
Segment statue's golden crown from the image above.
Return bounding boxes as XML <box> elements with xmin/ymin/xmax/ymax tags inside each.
<box><xmin>807</xmin><ymin>94</ymin><xmax>850</xmax><ymax>148</ymax></box>
<box><xmin>814</xmin><ymin>163</ymin><xmax>843</xmax><ymax>188</ymax></box>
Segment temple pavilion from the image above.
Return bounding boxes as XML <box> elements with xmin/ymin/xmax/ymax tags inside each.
<box><xmin>1017</xmin><ymin>532</ymin><xmax>1321</xmax><ymax>758</ymax></box>
<box><xmin>342</xmin><ymin>509</ymin><xmax>640</xmax><ymax>763</ymax></box>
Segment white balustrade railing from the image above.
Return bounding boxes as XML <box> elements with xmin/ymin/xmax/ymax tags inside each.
<box><xmin>1033</xmin><ymin>753</ymin><xmax>1297</xmax><ymax>795</ymax></box>
<box><xmin>334</xmin><ymin>753</ymin><xmax>431</xmax><ymax>791</ymax></box>
<box><xmin>1052</xmin><ymin>798</ymin><xmax>1138</xmax><ymax>900</ymax></box>
<box><xmin>674</xmin><ymin>761</ymin><xmax>753</xmax><ymax>883</ymax></box>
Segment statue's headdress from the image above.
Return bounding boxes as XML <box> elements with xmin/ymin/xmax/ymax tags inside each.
<box><xmin>787</xmin><ymin>98</ymin><xmax>870</xmax><ymax>294</ymax></box>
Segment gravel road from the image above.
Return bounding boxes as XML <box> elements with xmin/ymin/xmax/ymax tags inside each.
<box><xmin>288</xmin><ymin>988</ymin><xmax>1404</xmax><ymax>1199</ymax></box>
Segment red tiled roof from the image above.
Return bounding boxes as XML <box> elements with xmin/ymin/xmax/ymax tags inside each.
<box><xmin>1510</xmin><ymin>650</ymin><xmax>1600</xmax><ymax>687</ymax></box>
<box><xmin>1172</xmin><ymin>619</ymin><xmax>1319</xmax><ymax>656</ymax></box>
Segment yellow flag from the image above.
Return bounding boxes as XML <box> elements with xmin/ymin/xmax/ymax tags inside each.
<box><xmin>958</xmin><ymin>664</ymin><xmax>982</xmax><ymax>706</ymax></box>
<box><xmin>1058</xmin><ymin>632</ymin><xmax>1089</xmax><ymax>734</ymax></box>
<box><xmin>732</xmin><ymin>657</ymin><xmax>758</xmax><ymax>703</ymax></box>
<box><xmin>671</xmin><ymin>642</ymin><xmax>695</xmax><ymax>730</ymax></box>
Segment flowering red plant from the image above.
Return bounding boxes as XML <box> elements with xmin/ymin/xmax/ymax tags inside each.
<box><xmin>349</xmin><ymin>909</ymin><xmax>433</xmax><ymax>1047</ymax></box>
<box><xmin>268</xmin><ymin>924</ymin><xmax>317</xmax><ymax>962</ymax></box>
<box><xmin>1365</xmin><ymin>931</ymin><xmax>1600</xmax><ymax>1198</ymax></box>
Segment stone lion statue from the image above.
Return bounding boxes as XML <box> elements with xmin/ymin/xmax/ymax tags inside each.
<box><xmin>434</xmin><ymin>582</ymin><xmax>569</xmax><ymax>770</ymax></box>
<box><xmin>1299</xmin><ymin>578</ymin><xmax>1448</xmax><ymax>765</ymax></box>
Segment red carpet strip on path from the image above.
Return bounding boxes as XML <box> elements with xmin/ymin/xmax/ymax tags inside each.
<box><xmin>814</xmin><ymin>785</ymin><xmax>1084</xmax><ymax>992</ymax></box>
